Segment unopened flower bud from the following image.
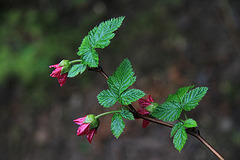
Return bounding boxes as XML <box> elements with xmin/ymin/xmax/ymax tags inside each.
<box><xmin>59</xmin><ymin>60</ymin><xmax>71</xmax><ymax>74</ymax></box>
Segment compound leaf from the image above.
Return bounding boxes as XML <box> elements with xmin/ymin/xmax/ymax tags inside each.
<box><xmin>107</xmin><ymin>58</ymin><xmax>136</xmax><ymax>95</ymax></box>
<box><xmin>77</xmin><ymin>17</ymin><xmax>124</xmax><ymax>68</ymax></box>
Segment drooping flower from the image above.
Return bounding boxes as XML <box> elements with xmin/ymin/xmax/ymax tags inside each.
<box><xmin>137</xmin><ymin>95</ymin><xmax>158</xmax><ymax>128</ymax></box>
<box><xmin>73</xmin><ymin>114</ymin><xmax>100</xmax><ymax>143</ymax></box>
<box><xmin>49</xmin><ymin>60</ymin><xmax>71</xmax><ymax>87</ymax></box>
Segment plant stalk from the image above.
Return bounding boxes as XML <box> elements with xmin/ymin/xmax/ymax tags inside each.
<box><xmin>95</xmin><ymin>110</ymin><xmax>121</xmax><ymax>119</ymax></box>
<box><xmin>90</xmin><ymin>66</ymin><xmax>225</xmax><ymax>160</ymax></box>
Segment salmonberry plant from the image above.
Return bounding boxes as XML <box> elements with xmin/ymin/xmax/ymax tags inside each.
<box><xmin>49</xmin><ymin>17</ymin><xmax>225</xmax><ymax>160</ymax></box>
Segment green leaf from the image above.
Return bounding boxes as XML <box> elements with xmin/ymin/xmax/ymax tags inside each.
<box><xmin>166</xmin><ymin>86</ymin><xmax>194</xmax><ymax>103</ymax></box>
<box><xmin>184</xmin><ymin>118</ymin><xmax>198</xmax><ymax>128</ymax></box>
<box><xmin>119</xmin><ymin>89</ymin><xmax>145</xmax><ymax>105</ymax></box>
<box><xmin>67</xmin><ymin>64</ymin><xmax>87</xmax><ymax>78</ymax></box>
<box><xmin>89</xmin><ymin>16</ymin><xmax>125</xmax><ymax>49</ymax></box>
<box><xmin>81</xmin><ymin>47</ymin><xmax>99</xmax><ymax>68</ymax></box>
<box><xmin>120</xmin><ymin>108</ymin><xmax>134</xmax><ymax>120</ymax></box>
<box><xmin>97</xmin><ymin>89</ymin><xmax>118</xmax><ymax>108</ymax></box>
<box><xmin>171</xmin><ymin>122</ymin><xmax>184</xmax><ymax>137</ymax></box>
<box><xmin>77</xmin><ymin>36</ymin><xmax>92</xmax><ymax>56</ymax></box>
<box><xmin>107</xmin><ymin>58</ymin><xmax>136</xmax><ymax>95</ymax></box>
<box><xmin>151</xmin><ymin>102</ymin><xmax>182</xmax><ymax>122</ymax></box>
<box><xmin>182</xmin><ymin>87</ymin><xmax>208</xmax><ymax>111</ymax></box>
<box><xmin>97</xmin><ymin>59</ymin><xmax>144</xmax><ymax>108</ymax></box>
<box><xmin>111</xmin><ymin>113</ymin><xmax>125</xmax><ymax>139</ymax></box>
<box><xmin>77</xmin><ymin>36</ymin><xmax>99</xmax><ymax>68</ymax></box>
<box><xmin>173</xmin><ymin>124</ymin><xmax>187</xmax><ymax>152</ymax></box>
<box><xmin>77</xmin><ymin>17</ymin><xmax>124</xmax><ymax>68</ymax></box>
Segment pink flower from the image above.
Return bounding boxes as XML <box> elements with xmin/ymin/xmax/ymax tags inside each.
<box><xmin>49</xmin><ymin>63</ymin><xmax>68</xmax><ymax>87</ymax></box>
<box><xmin>137</xmin><ymin>95</ymin><xmax>154</xmax><ymax>128</ymax></box>
<box><xmin>74</xmin><ymin>114</ymin><xmax>99</xmax><ymax>143</ymax></box>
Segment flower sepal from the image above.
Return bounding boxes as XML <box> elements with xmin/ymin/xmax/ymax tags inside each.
<box><xmin>145</xmin><ymin>102</ymin><xmax>158</xmax><ymax>113</ymax></box>
<box><xmin>59</xmin><ymin>60</ymin><xmax>71</xmax><ymax>74</ymax></box>
<box><xmin>84</xmin><ymin>114</ymin><xmax>100</xmax><ymax>130</ymax></box>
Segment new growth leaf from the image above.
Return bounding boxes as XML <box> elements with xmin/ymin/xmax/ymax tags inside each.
<box><xmin>67</xmin><ymin>64</ymin><xmax>87</xmax><ymax>78</ymax></box>
<box><xmin>77</xmin><ymin>17</ymin><xmax>125</xmax><ymax>68</ymax></box>
<box><xmin>151</xmin><ymin>86</ymin><xmax>207</xmax><ymax>151</ymax></box>
<box><xmin>151</xmin><ymin>102</ymin><xmax>182</xmax><ymax>122</ymax></box>
<box><xmin>182</xmin><ymin>87</ymin><xmax>208</xmax><ymax>111</ymax></box>
<box><xmin>171</xmin><ymin>122</ymin><xmax>187</xmax><ymax>152</ymax></box>
<box><xmin>151</xmin><ymin>86</ymin><xmax>208</xmax><ymax>122</ymax></box>
<box><xmin>97</xmin><ymin>59</ymin><xmax>145</xmax><ymax>107</ymax></box>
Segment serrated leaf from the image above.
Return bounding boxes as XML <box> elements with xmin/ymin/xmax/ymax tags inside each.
<box><xmin>97</xmin><ymin>89</ymin><xmax>118</xmax><ymax>108</ymax></box>
<box><xmin>77</xmin><ymin>36</ymin><xmax>92</xmax><ymax>56</ymax></box>
<box><xmin>171</xmin><ymin>122</ymin><xmax>183</xmax><ymax>137</ymax></box>
<box><xmin>77</xmin><ymin>36</ymin><xmax>99</xmax><ymax>68</ymax></box>
<box><xmin>97</xmin><ymin>58</ymin><xmax>144</xmax><ymax>108</ymax></box>
<box><xmin>107</xmin><ymin>58</ymin><xmax>136</xmax><ymax>95</ymax></box>
<box><xmin>67</xmin><ymin>64</ymin><xmax>87</xmax><ymax>78</ymax></box>
<box><xmin>151</xmin><ymin>102</ymin><xmax>182</xmax><ymax>122</ymax></box>
<box><xmin>111</xmin><ymin>113</ymin><xmax>125</xmax><ymax>138</ymax></box>
<box><xmin>81</xmin><ymin>47</ymin><xmax>99</xmax><ymax>68</ymax></box>
<box><xmin>184</xmin><ymin>118</ymin><xmax>198</xmax><ymax>128</ymax></box>
<box><xmin>89</xmin><ymin>16</ymin><xmax>125</xmax><ymax>49</ymax></box>
<box><xmin>120</xmin><ymin>108</ymin><xmax>134</xmax><ymax>120</ymax></box>
<box><xmin>173</xmin><ymin>125</ymin><xmax>187</xmax><ymax>152</ymax></box>
<box><xmin>166</xmin><ymin>86</ymin><xmax>195</xmax><ymax>103</ymax></box>
<box><xmin>182</xmin><ymin>87</ymin><xmax>208</xmax><ymax>111</ymax></box>
<box><xmin>119</xmin><ymin>89</ymin><xmax>145</xmax><ymax>105</ymax></box>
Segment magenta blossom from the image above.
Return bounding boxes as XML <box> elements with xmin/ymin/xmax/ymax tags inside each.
<box><xmin>49</xmin><ymin>60</ymin><xmax>71</xmax><ymax>87</ymax></box>
<box><xmin>137</xmin><ymin>95</ymin><xmax>156</xmax><ymax>128</ymax></box>
<box><xmin>74</xmin><ymin>114</ymin><xmax>99</xmax><ymax>143</ymax></box>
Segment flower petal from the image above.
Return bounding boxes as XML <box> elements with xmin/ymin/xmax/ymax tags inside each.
<box><xmin>137</xmin><ymin>108</ymin><xmax>150</xmax><ymax>116</ymax></box>
<box><xmin>58</xmin><ymin>73</ymin><xmax>68</xmax><ymax>87</ymax></box>
<box><xmin>50</xmin><ymin>67</ymin><xmax>62</xmax><ymax>77</ymax></box>
<box><xmin>142</xmin><ymin>120</ymin><xmax>150</xmax><ymax>128</ymax></box>
<box><xmin>76</xmin><ymin>123</ymin><xmax>90</xmax><ymax>136</ymax></box>
<box><xmin>74</xmin><ymin>116</ymin><xmax>86</xmax><ymax>125</ymax></box>
<box><xmin>138</xmin><ymin>98</ymin><xmax>152</xmax><ymax>107</ymax></box>
<box><xmin>49</xmin><ymin>63</ymin><xmax>59</xmax><ymax>68</ymax></box>
<box><xmin>87</xmin><ymin>129</ymin><xmax>97</xmax><ymax>143</ymax></box>
<box><xmin>147</xmin><ymin>95</ymin><xmax>154</xmax><ymax>103</ymax></box>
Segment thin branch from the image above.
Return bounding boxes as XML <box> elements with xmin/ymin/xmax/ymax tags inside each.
<box><xmin>88</xmin><ymin>67</ymin><xmax>108</xmax><ymax>80</ymax></box>
<box><xmin>89</xmin><ymin>66</ymin><xmax>225</xmax><ymax>160</ymax></box>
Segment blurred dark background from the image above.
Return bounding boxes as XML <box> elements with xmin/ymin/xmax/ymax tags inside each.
<box><xmin>1</xmin><ymin>0</ymin><xmax>240</xmax><ymax>159</ymax></box>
